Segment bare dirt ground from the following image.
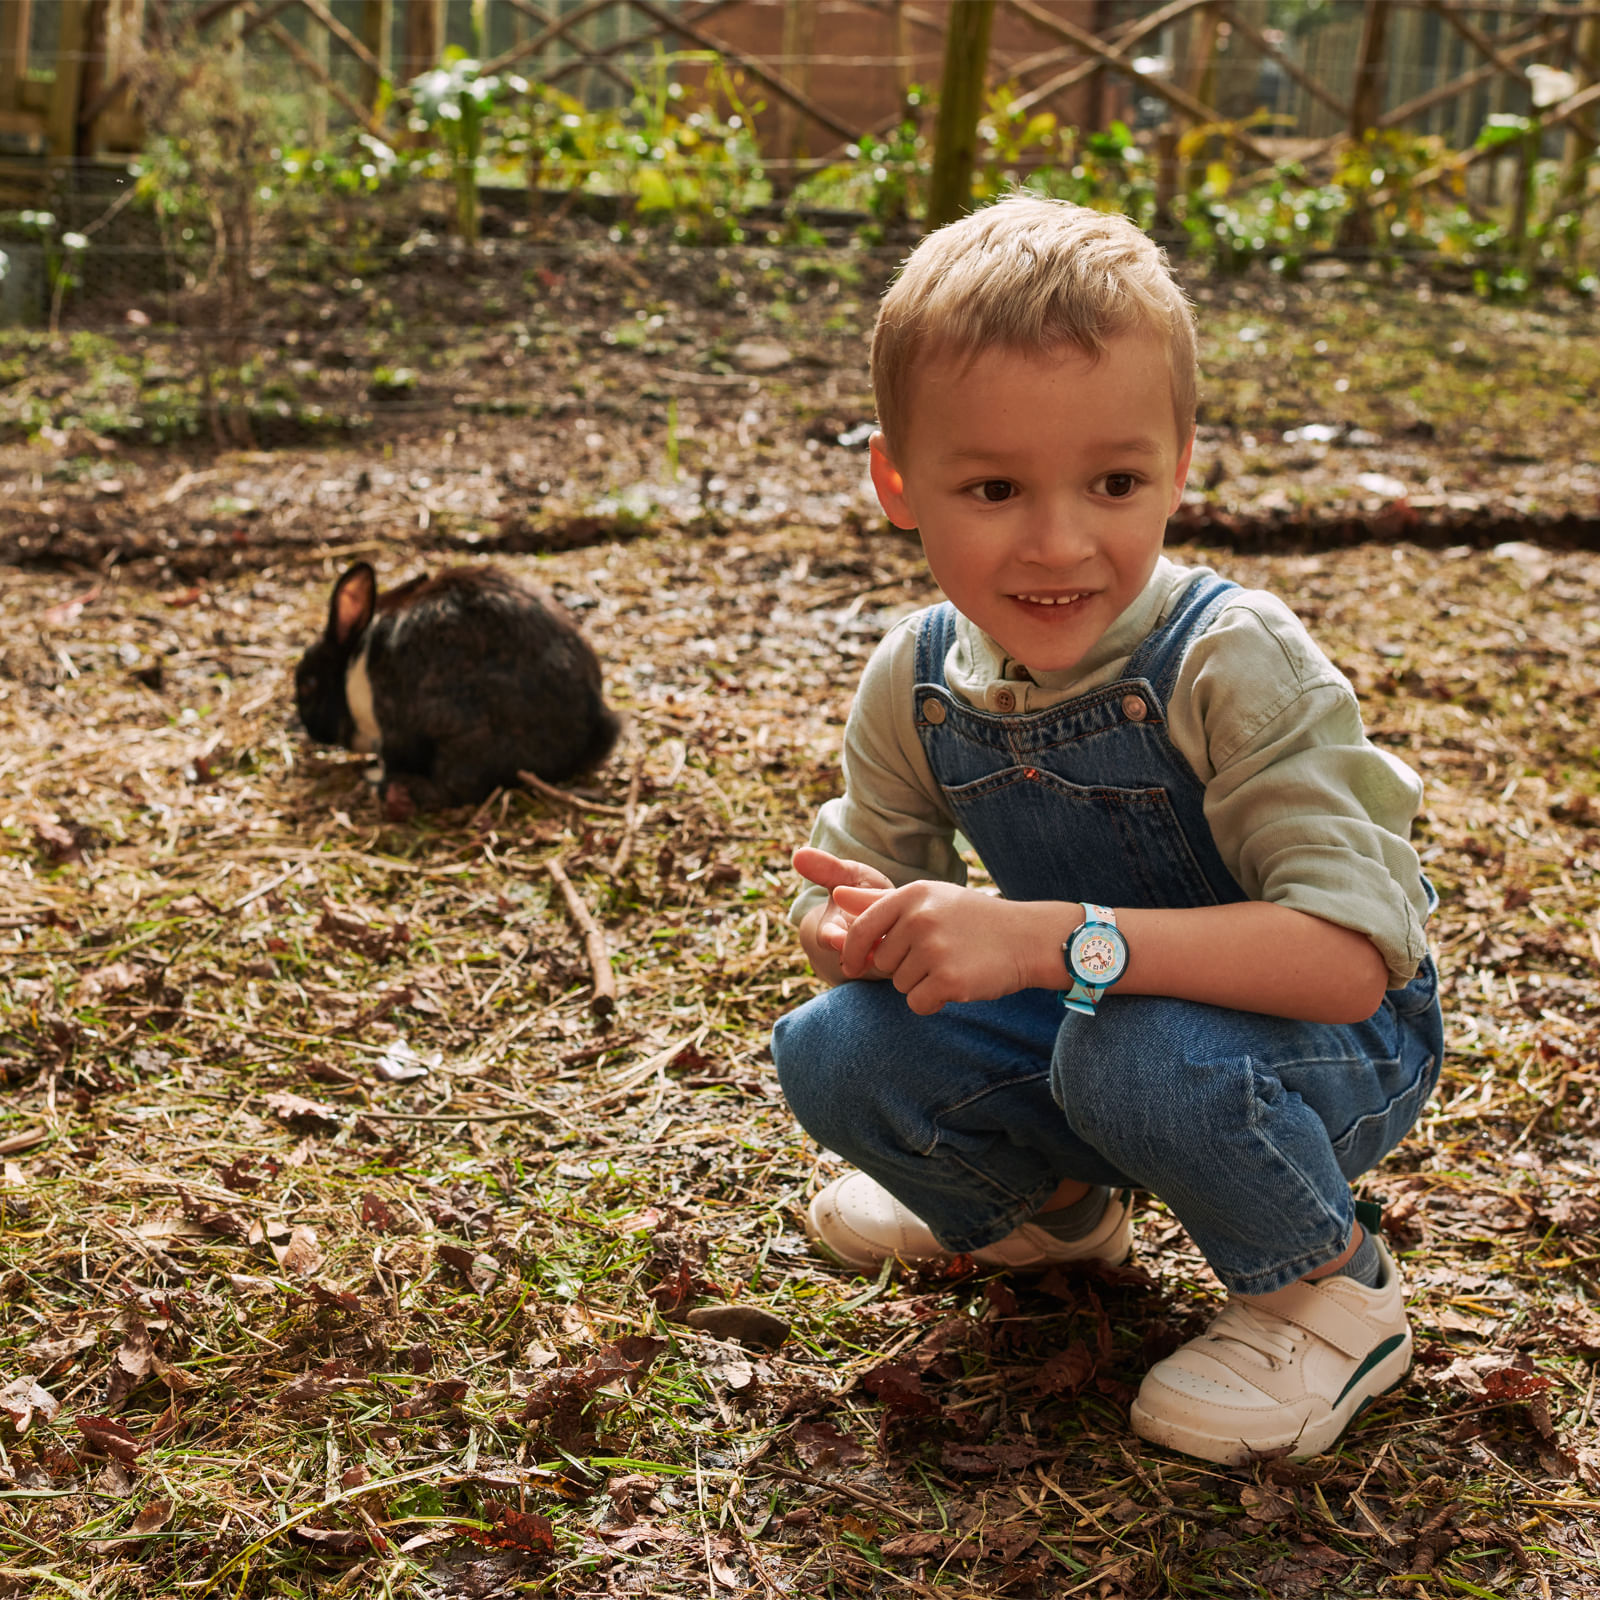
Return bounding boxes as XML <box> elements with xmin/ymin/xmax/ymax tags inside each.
<box><xmin>2</xmin><ymin>236</ymin><xmax>1600</xmax><ymax>1597</ymax></box>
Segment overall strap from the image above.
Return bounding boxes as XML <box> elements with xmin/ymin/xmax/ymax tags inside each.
<box><xmin>1123</xmin><ymin>572</ymin><xmax>1239</xmax><ymax>705</ymax></box>
<box><xmin>913</xmin><ymin>602</ymin><xmax>959</xmax><ymax>689</ymax></box>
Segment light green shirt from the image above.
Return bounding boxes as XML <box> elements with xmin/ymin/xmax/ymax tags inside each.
<box><xmin>793</xmin><ymin>557</ymin><xmax>1432</xmax><ymax>989</ymax></box>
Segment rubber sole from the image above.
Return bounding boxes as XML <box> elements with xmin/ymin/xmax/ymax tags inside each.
<box><xmin>1128</xmin><ymin>1340</ymin><xmax>1414</xmax><ymax>1467</ymax></box>
<box><xmin>805</xmin><ymin>1184</ymin><xmax>1136</xmax><ymax>1274</ymax></box>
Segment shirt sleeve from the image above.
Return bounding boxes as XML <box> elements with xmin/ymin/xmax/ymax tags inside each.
<box><xmin>790</xmin><ymin>613</ymin><xmax>967</xmax><ymax>929</ymax></box>
<box><xmin>1171</xmin><ymin>593</ymin><xmax>1432</xmax><ymax>989</ymax></box>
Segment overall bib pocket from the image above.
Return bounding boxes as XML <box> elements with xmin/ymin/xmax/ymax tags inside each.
<box><xmin>942</xmin><ymin>766</ymin><xmax>1224</xmax><ymax>909</ymax></box>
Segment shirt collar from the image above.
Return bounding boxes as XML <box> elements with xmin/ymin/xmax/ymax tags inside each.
<box><xmin>951</xmin><ymin>557</ymin><xmax>1194</xmax><ymax>693</ymax></box>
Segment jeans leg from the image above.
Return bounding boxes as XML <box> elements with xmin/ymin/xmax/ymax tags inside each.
<box><xmin>773</xmin><ymin>980</ymin><xmax>1127</xmax><ymax>1254</ymax></box>
<box><xmin>1052</xmin><ymin>961</ymin><xmax>1444</xmax><ymax>1295</ymax></box>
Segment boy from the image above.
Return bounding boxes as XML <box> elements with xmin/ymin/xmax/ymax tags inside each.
<box><xmin>771</xmin><ymin>194</ymin><xmax>1443</xmax><ymax>1468</ymax></box>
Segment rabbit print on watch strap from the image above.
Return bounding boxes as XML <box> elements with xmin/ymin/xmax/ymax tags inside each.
<box><xmin>1062</xmin><ymin>903</ymin><xmax>1128</xmax><ymax>1016</ymax></box>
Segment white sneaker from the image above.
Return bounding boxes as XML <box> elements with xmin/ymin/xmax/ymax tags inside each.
<box><xmin>805</xmin><ymin>1170</ymin><xmax>1134</xmax><ymax>1272</ymax></box>
<box><xmin>1129</xmin><ymin>1235</ymin><xmax>1412</xmax><ymax>1466</ymax></box>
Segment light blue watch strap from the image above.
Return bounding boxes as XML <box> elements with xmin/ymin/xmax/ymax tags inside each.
<box><xmin>1062</xmin><ymin>903</ymin><xmax>1125</xmax><ymax>1016</ymax></box>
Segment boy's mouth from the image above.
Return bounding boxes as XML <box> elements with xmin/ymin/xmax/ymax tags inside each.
<box><xmin>1013</xmin><ymin>591</ymin><xmax>1091</xmax><ymax>607</ymax></box>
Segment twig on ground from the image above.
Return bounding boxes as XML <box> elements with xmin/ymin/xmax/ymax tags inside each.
<box><xmin>517</xmin><ymin>768</ymin><xmax>630</xmax><ymax>817</ymax></box>
<box><xmin>355</xmin><ymin>1107</ymin><xmax>551</xmax><ymax>1123</ymax></box>
<box><xmin>609</xmin><ymin>746</ymin><xmax>647</xmax><ymax>877</ymax></box>
<box><xmin>752</xmin><ymin>1463</ymin><xmax>923</xmax><ymax>1527</ymax></box>
<box><xmin>547</xmin><ymin>855</ymin><xmax>618</xmax><ymax>1016</ymax></box>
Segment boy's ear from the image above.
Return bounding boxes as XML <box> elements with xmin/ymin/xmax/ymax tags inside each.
<box><xmin>869</xmin><ymin>432</ymin><xmax>917</xmax><ymax>530</ymax></box>
<box><xmin>1168</xmin><ymin>429</ymin><xmax>1196</xmax><ymax>515</ymax></box>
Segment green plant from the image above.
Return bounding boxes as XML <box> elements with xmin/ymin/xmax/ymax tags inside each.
<box><xmin>1174</xmin><ymin>160</ymin><xmax>1346</xmax><ymax>275</ymax></box>
<box><xmin>130</xmin><ymin>45</ymin><xmax>295</xmax><ymax>446</ymax></box>
<box><xmin>275</xmin><ymin>128</ymin><xmax>409</xmax><ymax>278</ymax></box>
<box><xmin>407</xmin><ymin>50</ymin><xmax>513</xmax><ymax>247</ymax></box>
<box><xmin>972</xmin><ymin>82</ymin><xmax>1062</xmax><ymax>203</ymax></box>
<box><xmin>6</xmin><ymin>210</ymin><xmax>87</xmax><ymax>334</ymax></box>
<box><xmin>794</xmin><ymin>88</ymin><xmax>928</xmax><ymax>232</ymax></box>
<box><xmin>1021</xmin><ymin>119</ymin><xmax>1159</xmax><ymax>227</ymax></box>
<box><xmin>493</xmin><ymin>57</ymin><xmax>766</xmax><ymax>238</ymax></box>
<box><xmin>282</xmin><ymin>128</ymin><xmax>402</xmax><ymax>197</ymax></box>
<box><xmin>1332</xmin><ymin>127</ymin><xmax>1449</xmax><ymax>260</ymax></box>
<box><xmin>623</xmin><ymin>52</ymin><xmax>767</xmax><ymax>237</ymax></box>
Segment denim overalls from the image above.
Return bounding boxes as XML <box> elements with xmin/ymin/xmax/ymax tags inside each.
<box><xmin>774</xmin><ymin>577</ymin><xmax>1444</xmax><ymax>1294</ymax></box>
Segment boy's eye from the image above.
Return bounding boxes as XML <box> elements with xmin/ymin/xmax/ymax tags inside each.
<box><xmin>978</xmin><ymin>480</ymin><xmax>1014</xmax><ymax>503</ymax></box>
<box><xmin>1102</xmin><ymin>473</ymin><xmax>1139</xmax><ymax>498</ymax></box>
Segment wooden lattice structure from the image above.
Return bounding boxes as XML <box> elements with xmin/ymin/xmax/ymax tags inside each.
<box><xmin>2</xmin><ymin>0</ymin><xmax>1598</xmax><ymax>203</ymax></box>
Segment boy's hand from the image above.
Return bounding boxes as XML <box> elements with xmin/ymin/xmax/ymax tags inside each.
<box><xmin>793</xmin><ymin>847</ymin><xmax>895</xmax><ymax>967</ymax></box>
<box><xmin>831</xmin><ymin>880</ymin><xmax>1039</xmax><ymax>1014</ymax></box>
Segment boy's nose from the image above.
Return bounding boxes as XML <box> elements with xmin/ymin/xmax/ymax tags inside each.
<box><xmin>1020</xmin><ymin>505</ymin><xmax>1095</xmax><ymax>566</ymax></box>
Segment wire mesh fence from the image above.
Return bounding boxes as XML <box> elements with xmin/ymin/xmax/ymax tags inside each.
<box><xmin>0</xmin><ymin>0</ymin><xmax>1594</xmax><ymax>447</ymax></box>
<box><xmin>7</xmin><ymin>2</ymin><xmax>1599</xmax><ymax>173</ymax></box>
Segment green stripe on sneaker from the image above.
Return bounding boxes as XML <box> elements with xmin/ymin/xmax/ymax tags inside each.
<box><xmin>1333</xmin><ymin>1334</ymin><xmax>1407</xmax><ymax>1409</ymax></box>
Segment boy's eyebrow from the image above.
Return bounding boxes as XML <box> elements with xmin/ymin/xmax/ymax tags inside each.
<box><xmin>944</xmin><ymin>436</ymin><xmax>1168</xmax><ymax>462</ymax></box>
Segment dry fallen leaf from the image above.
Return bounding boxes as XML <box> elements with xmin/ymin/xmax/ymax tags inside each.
<box><xmin>104</xmin><ymin>1319</ymin><xmax>157</xmax><ymax>1411</ymax></box>
<box><xmin>437</xmin><ymin>1243</ymin><xmax>500</xmax><ymax>1293</ymax></box>
<box><xmin>75</xmin><ymin>960</ymin><xmax>147</xmax><ymax>1001</ymax></box>
<box><xmin>791</xmin><ymin>1421</ymin><xmax>866</xmax><ymax>1468</ymax></box>
<box><xmin>76</xmin><ymin>1415</ymin><xmax>144</xmax><ymax>1465</ymax></box>
<box><xmin>280</xmin><ymin>1225</ymin><xmax>323</xmax><ymax>1276</ymax></box>
<box><xmin>374</xmin><ymin>1039</ymin><xmax>439</xmax><ymax>1082</ymax></box>
<box><xmin>130</xmin><ymin>1498</ymin><xmax>172</xmax><ymax>1536</ymax></box>
<box><xmin>292</xmin><ymin>1525</ymin><xmax>369</xmax><ymax>1555</ymax></box>
<box><xmin>93</xmin><ymin>1460</ymin><xmax>137</xmax><ymax>1499</ymax></box>
<box><xmin>264</xmin><ymin>1093</ymin><xmax>343</xmax><ymax>1130</ymax></box>
<box><xmin>0</xmin><ymin>1375</ymin><xmax>60</xmax><ymax>1432</ymax></box>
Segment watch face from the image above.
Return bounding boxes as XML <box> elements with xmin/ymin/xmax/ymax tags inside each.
<box><xmin>1071</xmin><ymin>924</ymin><xmax>1128</xmax><ymax>985</ymax></box>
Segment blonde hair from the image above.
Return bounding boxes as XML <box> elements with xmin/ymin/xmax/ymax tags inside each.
<box><xmin>871</xmin><ymin>194</ymin><xmax>1197</xmax><ymax>455</ymax></box>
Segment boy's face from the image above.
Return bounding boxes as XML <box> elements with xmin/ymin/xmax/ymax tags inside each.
<box><xmin>871</xmin><ymin>334</ymin><xmax>1193</xmax><ymax>674</ymax></box>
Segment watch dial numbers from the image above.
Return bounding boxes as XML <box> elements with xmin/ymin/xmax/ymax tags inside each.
<box><xmin>1076</xmin><ymin>933</ymin><xmax>1121</xmax><ymax>979</ymax></box>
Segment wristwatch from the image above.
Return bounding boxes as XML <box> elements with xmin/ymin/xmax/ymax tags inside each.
<box><xmin>1061</xmin><ymin>903</ymin><xmax>1128</xmax><ymax>1016</ymax></box>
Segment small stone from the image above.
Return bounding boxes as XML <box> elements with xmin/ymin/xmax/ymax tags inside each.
<box><xmin>730</xmin><ymin>338</ymin><xmax>791</xmax><ymax>373</ymax></box>
<box><xmin>684</xmin><ymin>1304</ymin><xmax>791</xmax><ymax>1350</ymax></box>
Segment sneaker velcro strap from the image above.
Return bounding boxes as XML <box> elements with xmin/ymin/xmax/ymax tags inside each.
<box><xmin>1242</xmin><ymin>1281</ymin><xmax>1378</xmax><ymax>1359</ymax></box>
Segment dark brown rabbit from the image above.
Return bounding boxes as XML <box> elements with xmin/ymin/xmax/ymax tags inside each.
<box><xmin>295</xmin><ymin>562</ymin><xmax>620</xmax><ymax>817</ymax></box>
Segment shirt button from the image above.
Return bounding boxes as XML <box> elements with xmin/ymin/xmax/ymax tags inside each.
<box><xmin>922</xmin><ymin>698</ymin><xmax>946</xmax><ymax>724</ymax></box>
<box><xmin>993</xmin><ymin>687</ymin><xmax>1017</xmax><ymax>713</ymax></box>
<box><xmin>1122</xmin><ymin>694</ymin><xmax>1149</xmax><ymax>721</ymax></box>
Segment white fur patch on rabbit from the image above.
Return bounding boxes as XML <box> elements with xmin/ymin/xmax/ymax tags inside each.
<box><xmin>345</xmin><ymin>644</ymin><xmax>382</xmax><ymax>754</ymax></box>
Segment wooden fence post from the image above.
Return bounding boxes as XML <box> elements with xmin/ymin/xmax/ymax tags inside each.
<box><xmin>891</xmin><ymin>0</ymin><xmax>912</xmax><ymax>106</ymax></box>
<box><xmin>772</xmin><ymin>0</ymin><xmax>816</xmax><ymax>197</ymax></box>
<box><xmin>47</xmin><ymin>0</ymin><xmax>93</xmax><ymax>163</ymax></box>
<box><xmin>1338</xmin><ymin>0</ymin><xmax>1392</xmax><ymax>247</ymax></box>
<box><xmin>926</xmin><ymin>0</ymin><xmax>993</xmax><ymax>229</ymax></box>
<box><xmin>361</xmin><ymin>0</ymin><xmax>393</xmax><ymax>111</ymax></box>
<box><xmin>1450</xmin><ymin>20</ymin><xmax>1474</xmax><ymax>151</ymax></box>
<box><xmin>308</xmin><ymin>4</ymin><xmax>330</xmax><ymax>142</ymax></box>
<box><xmin>0</xmin><ymin>0</ymin><xmax>31</xmax><ymax>109</ymax></box>
<box><xmin>1183</xmin><ymin>1</ymin><xmax>1219</xmax><ymax>119</ymax></box>
<box><xmin>79</xmin><ymin>0</ymin><xmax>123</xmax><ymax>156</ymax></box>
<box><xmin>1085</xmin><ymin>0</ymin><xmax>1114</xmax><ymax>133</ymax></box>
<box><xmin>1347</xmin><ymin>0</ymin><xmax>1391</xmax><ymax>145</ymax></box>
<box><xmin>401</xmin><ymin>0</ymin><xmax>445</xmax><ymax>81</ymax></box>
<box><xmin>1177</xmin><ymin>1</ymin><xmax>1219</xmax><ymax>192</ymax></box>
<box><xmin>1388</xmin><ymin>2</ymin><xmax>1424</xmax><ymax>138</ymax></box>
<box><xmin>1561</xmin><ymin>11</ymin><xmax>1600</xmax><ymax>208</ymax></box>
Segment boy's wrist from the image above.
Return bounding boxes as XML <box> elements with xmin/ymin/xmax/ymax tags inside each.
<box><xmin>1015</xmin><ymin>900</ymin><xmax>1085</xmax><ymax>990</ymax></box>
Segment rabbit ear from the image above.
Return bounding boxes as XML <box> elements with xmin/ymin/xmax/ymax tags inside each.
<box><xmin>330</xmin><ymin>563</ymin><xmax>376</xmax><ymax>647</ymax></box>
